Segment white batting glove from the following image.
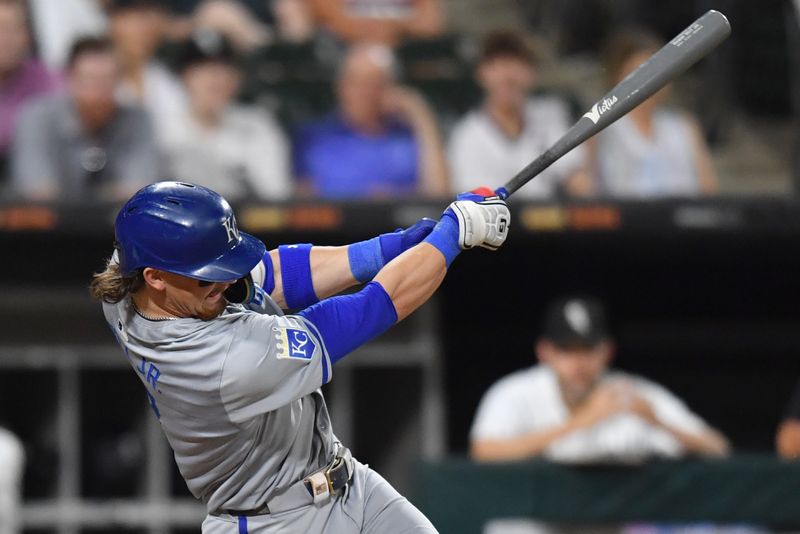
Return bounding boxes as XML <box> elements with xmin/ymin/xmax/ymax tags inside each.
<box><xmin>448</xmin><ymin>188</ymin><xmax>511</xmax><ymax>250</ymax></box>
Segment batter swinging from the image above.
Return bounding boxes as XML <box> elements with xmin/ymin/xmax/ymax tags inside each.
<box><xmin>90</xmin><ymin>181</ymin><xmax>509</xmax><ymax>533</ymax></box>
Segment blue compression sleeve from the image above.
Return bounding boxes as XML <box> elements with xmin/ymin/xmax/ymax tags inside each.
<box><xmin>279</xmin><ymin>244</ymin><xmax>317</xmax><ymax>309</ymax></box>
<box><xmin>298</xmin><ymin>281</ymin><xmax>398</xmax><ymax>364</ymax></box>
<box><xmin>423</xmin><ymin>214</ymin><xmax>461</xmax><ymax>267</ymax></box>
<box><xmin>347</xmin><ymin>236</ymin><xmax>383</xmax><ymax>283</ymax></box>
<box><xmin>347</xmin><ymin>233</ymin><xmax>404</xmax><ymax>283</ymax></box>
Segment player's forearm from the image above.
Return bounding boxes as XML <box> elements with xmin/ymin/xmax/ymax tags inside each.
<box><xmin>266</xmin><ymin>245</ymin><xmax>364</xmax><ymax>310</ymax></box>
<box><xmin>268</xmin><ymin>247</ymin><xmax>358</xmax><ymax>308</ymax></box>
<box><xmin>373</xmin><ymin>243</ymin><xmax>447</xmax><ymax>321</ymax></box>
<box><xmin>265</xmin><ymin>219</ymin><xmax>437</xmax><ymax>309</ymax></box>
<box><xmin>470</xmin><ymin>425</ymin><xmax>573</xmax><ymax>462</ymax></box>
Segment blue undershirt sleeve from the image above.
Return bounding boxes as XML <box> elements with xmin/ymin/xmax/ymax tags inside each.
<box><xmin>297</xmin><ymin>281</ymin><xmax>398</xmax><ymax>364</ymax></box>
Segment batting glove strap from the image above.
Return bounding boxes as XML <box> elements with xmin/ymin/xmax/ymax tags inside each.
<box><xmin>450</xmin><ymin>198</ymin><xmax>511</xmax><ymax>250</ymax></box>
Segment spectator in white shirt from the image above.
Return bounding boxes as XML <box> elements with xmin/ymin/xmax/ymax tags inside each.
<box><xmin>0</xmin><ymin>426</ymin><xmax>24</xmax><ymax>534</ymax></box>
<box><xmin>106</xmin><ymin>0</ymin><xmax>187</xmax><ymax>141</ymax></box>
<box><xmin>593</xmin><ymin>29</ymin><xmax>718</xmax><ymax>198</ymax></box>
<box><xmin>161</xmin><ymin>31</ymin><xmax>291</xmax><ymax>200</ymax></box>
<box><xmin>448</xmin><ymin>30</ymin><xmax>589</xmax><ymax>199</ymax></box>
<box><xmin>470</xmin><ymin>296</ymin><xmax>729</xmax><ymax>464</ymax></box>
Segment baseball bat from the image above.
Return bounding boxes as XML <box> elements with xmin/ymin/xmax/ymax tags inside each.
<box><xmin>497</xmin><ymin>9</ymin><xmax>731</xmax><ymax>199</ymax></box>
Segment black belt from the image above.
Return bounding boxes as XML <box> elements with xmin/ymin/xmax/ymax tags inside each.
<box><xmin>211</xmin><ymin>448</ymin><xmax>354</xmax><ymax>517</ymax></box>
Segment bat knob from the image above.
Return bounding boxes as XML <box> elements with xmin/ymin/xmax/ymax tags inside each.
<box><xmin>495</xmin><ymin>187</ymin><xmax>509</xmax><ymax>200</ymax></box>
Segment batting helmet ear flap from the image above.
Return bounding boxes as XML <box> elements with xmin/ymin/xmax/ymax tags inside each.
<box><xmin>224</xmin><ymin>274</ymin><xmax>255</xmax><ymax>304</ymax></box>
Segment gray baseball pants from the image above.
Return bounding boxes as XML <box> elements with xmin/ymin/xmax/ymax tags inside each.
<box><xmin>201</xmin><ymin>460</ymin><xmax>438</xmax><ymax>533</ymax></box>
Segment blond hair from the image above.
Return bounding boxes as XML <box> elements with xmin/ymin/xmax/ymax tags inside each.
<box><xmin>89</xmin><ymin>255</ymin><xmax>144</xmax><ymax>303</ymax></box>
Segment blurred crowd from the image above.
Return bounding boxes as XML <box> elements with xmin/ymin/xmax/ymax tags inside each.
<box><xmin>0</xmin><ymin>0</ymin><xmax>739</xmax><ymax>203</ymax></box>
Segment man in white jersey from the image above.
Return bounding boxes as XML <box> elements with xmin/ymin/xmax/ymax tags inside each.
<box><xmin>90</xmin><ymin>181</ymin><xmax>510</xmax><ymax>533</ymax></box>
<box><xmin>470</xmin><ymin>296</ymin><xmax>729</xmax><ymax>464</ymax></box>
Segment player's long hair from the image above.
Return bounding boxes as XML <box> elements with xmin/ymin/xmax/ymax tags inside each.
<box><xmin>89</xmin><ymin>255</ymin><xmax>144</xmax><ymax>303</ymax></box>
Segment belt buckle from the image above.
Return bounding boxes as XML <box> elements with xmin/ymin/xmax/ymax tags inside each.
<box><xmin>306</xmin><ymin>470</ymin><xmax>332</xmax><ymax>504</ymax></box>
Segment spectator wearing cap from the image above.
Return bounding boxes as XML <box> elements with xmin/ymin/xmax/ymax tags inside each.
<box><xmin>161</xmin><ymin>32</ymin><xmax>291</xmax><ymax>200</ymax></box>
<box><xmin>593</xmin><ymin>29</ymin><xmax>718</xmax><ymax>198</ymax></box>
<box><xmin>293</xmin><ymin>42</ymin><xmax>448</xmax><ymax>198</ymax></box>
<box><xmin>470</xmin><ymin>296</ymin><xmax>729</xmax><ymax>463</ymax></box>
<box><xmin>11</xmin><ymin>36</ymin><xmax>160</xmax><ymax>202</ymax></box>
<box><xmin>0</xmin><ymin>0</ymin><xmax>59</xmax><ymax>183</ymax></box>
<box><xmin>0</xmin><ymin>426</ymin><xmax>24</xmax><ymax>534</ymax></box>
<box><xmin>447</xmin><ymin>30</ymin><xmax>590</xmax><ymax>199</ymax></box>
<box><xmin>106</xmin><ymin>0</ymin><xmax>187</xmax><ymax>141</ymax></box>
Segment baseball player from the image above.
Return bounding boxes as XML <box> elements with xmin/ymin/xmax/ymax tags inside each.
<box><xmin>90</xmin><ymin>181</ymin><xmax>510</xmax><ymax>533</ymax></box>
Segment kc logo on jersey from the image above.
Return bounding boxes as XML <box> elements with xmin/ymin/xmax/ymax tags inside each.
<box><xmin>275</xmin><ymin>327</ymin><xmax>316</xmax><ymax>360</ymax></box>
<box><xmin>222</xmin><ymin>215</ymin><xmax>240</xmax><ymax>243</ymax></box>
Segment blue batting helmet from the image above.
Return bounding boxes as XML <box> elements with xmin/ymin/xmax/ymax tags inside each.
<box><xmin>114</xmin><ymin>181</ymin><xmax>266</xmax><ymax>281</ymax></box>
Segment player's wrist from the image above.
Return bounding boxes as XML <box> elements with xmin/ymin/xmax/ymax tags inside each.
<box><xmin>348</xmin><ymin>219</ymin><xmax>436</xmax><ymax>283</ymax></box>
<box><xmin>348</xmin><ymin>236</ymin><xmax>384</xmax><ymax>283</ymax></box>
<box><xmin>422</xmin><ymin>211</ymin><xmax>461</xmax><ymax>267</ymax></box>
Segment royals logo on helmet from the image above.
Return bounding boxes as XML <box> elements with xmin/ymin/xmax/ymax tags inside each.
<box><xmin>222</xmin><ymin>216</ymin><xmax>240</xmax><ymax>243</ymax></box>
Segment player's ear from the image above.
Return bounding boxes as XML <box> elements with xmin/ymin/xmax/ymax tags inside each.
<box><xmin>599</xmin><ymin>340</ymin><xmax>616</xmax><ymax>365</ymax></box>
<box><xmin>141</xmin><ymin>268</ymin><xmax>168</xmax><ymax>291</ymax></box>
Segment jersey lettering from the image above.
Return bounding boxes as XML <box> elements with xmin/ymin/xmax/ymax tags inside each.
<box><xmin>137</xmin><ymin>357</ymin><xmax>163</xmax><ymax>418</ymax></box>
<box><xmin>145</xmin><ymin>390</ymin><xmax>161</xmax><ymax>419</ymax></box>
<box><xmin>138</xmin><ymin>358</ymin><xmax>161</xmax><ymax>386</ymax></box>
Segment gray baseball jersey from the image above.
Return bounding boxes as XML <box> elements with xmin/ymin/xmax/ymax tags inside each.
<box><xmin>102</xmin><ymin>296</ymin><xmax>336</xmax><ymax>512</ymax></box>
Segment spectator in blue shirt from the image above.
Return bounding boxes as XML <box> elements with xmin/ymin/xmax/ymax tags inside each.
<box><xmin>293</xmin><ymin>42</ymin><xmax>449</xmax><ymax>199</ymax></box>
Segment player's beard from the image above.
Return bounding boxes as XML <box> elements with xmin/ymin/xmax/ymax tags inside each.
<box><xmin>196</xmin><ymin>297</ymin><xmax>228</xmax><ymax>321</ymax></box>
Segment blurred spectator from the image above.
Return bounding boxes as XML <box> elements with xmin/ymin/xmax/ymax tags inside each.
<box><xmin>11</xmin><ymin>36</ymin><xmax>160</xmax><ymax>201</ymax></box>
<box><xmin>27</xmin><ymin>0</ymin><xmax>107</xmax><ymax>69</ymax></box>
<box><xmin>447</xmin><ymin>30</ymin><xmax>589</xmax><ymax>199</ymax></box>
<box><xmin>162</xmin><ymin>31</ymin><xmax>290</xmax><ymax>200</ymax></box>
<box><xmin>166</xmin><ymin>0</ymin><xmax>316</xmax><ymax>49</ymax></box>
<box><xmin>0</xmin><ymin>426</ymin><xmax>24</xmax><ymax>534</ymax></box>
<box><xmin>309</xmin><ymin>0</ymin><xmax>444</xmax><ymax>47</ymax></box>
<box><xmin>593</xmin><ymin>29</ymin><xmax>718</xmax><ymax>198</ymax></box>
<box><xmin>470</xmin><ymin>296</ymin><xmax>729</xmax><ymax>463</ymax></box>
<box><xmin>776</xmin><ymin>378</ymin><xmax>800</xmax><ymax>458</ymax></box>
<box><xmin>294</xmin><ymin>42</ymin><xmax>448</xmax><ymax>198</ymax></box>
<box><xmin>271</xmin><ymin>0</ymin><xmax>316</xmax><ymax>44</ymax></box>
<box><xmin>181</xmin><ymin>0</ymin><xmax>270</xmax><ymax>50</ymax></box>
<box><xmin>106</xmin><ymin>0</ymin><xmax>187</xmax><ymax>141</ymax></box>
<box><xmin>0</xmin><ymin>0</ymin><xmax>59</xmax><ymax>183</ymax></box>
